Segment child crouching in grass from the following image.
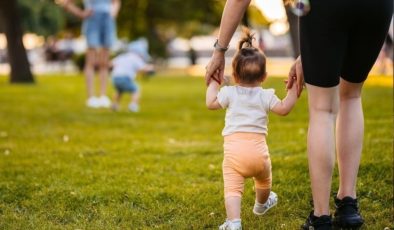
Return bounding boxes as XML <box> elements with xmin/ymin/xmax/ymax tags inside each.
<box><xmin>205</xmin><ymin>28</ymin><xmax>298</xmax><ymax>230</ymax></box>
<box><xmin>111</xmin><ymin>39</ymin><xmax>154</xmax><ymax>112</ymax></box>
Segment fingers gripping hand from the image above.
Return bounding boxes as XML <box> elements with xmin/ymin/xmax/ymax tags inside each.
<box><xmin>295</xmin><ymin>57</ymin><xmax>304</xmax><ymax>97</ymax></box>
<box><xmin>205</xmin><ymin>52</ymin><xmax>225</xmax><ymax>85</ymax></box>
<box><xmin>287</xmin><ymin>56</ymin><xmax>304</xmax><ymax>97</ymax></box>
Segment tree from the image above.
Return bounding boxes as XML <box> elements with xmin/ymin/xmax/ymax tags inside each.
<box><xmin>116</xmin><ymin>0</ymin><xmax>224</xmax><ymax>58</ymax></box>
<box><xmin>18</xmin><ymin>0</ymin><xmax>65</xmax><ymax>37</ymax></box>
<box><xmin>0</xmin><ymin>0</ymin><xmax>33</xmax><ymax>83</ymax></box>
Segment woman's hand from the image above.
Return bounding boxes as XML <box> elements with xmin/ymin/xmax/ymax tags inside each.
<box><xmin>111</xmin><ymin>0</ymin><xmax>121</xmax><ymax>18</ymax></box>
<box><xmin>205</xmin><ymin>50</ymin><xmax>225</xmax><ymax>85</ymax></box>
<box><xmin>80</xmin><ymin>9</ymin><xmax>93</xmax><ymax>19</ymax></box>
<box><xmin>287</xmin><ymin>56</ymin><xmax>304</xmax><ymax>97</ymax></box>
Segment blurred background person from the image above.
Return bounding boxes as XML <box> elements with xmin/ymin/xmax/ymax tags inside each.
<box><xmin>61</xmin><ymin>0</ymin><xmax>121</xmax><ymax>108</ymax></box>
<box><xmin>111</xmin><ymin>38</ymin><xmax>153</xmax><ymax>112</ymax></box>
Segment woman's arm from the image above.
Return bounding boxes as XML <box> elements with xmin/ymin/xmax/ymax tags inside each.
<box><xmin>60</xmin><ymin>0</ymin><xmax>91</xmax><ymax>19</ymax></box>
<box><xmin>205</xmin><ymin>0</ymin><xmax>252</xmax><ymax>85</ymax></box>
<box><xmin>217</xmin><ymin>0</ymin><xmax>252</xmax><ymax>49</ymax></box>
<box><xmin>271</xmin><ymin>83</ymin><xmax>298</xmax><ymax>116</ymax></box>
<box><xmin>111</xmin><ymin>0</ymin><xmax>121</xmax><ymax>18</ymax></box>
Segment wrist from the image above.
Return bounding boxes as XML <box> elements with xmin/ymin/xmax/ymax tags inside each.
<box><xmin>214</xmin><ymin>39</ymin><xmax>229</xmax><ymax>53</ymax></box>
<box><xmin>212</xmin><ymin>49</ymin><xmax>225</xmax><ymax>58</ymax></box>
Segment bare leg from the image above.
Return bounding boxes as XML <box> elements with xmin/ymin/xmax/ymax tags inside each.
<box><xmin>98</xmin><ymin>48</ymin><xmax>110</xmax><ymax>96</ymax></box>
<box><xmin>376</xmin><ymin>48</ymin><xmax>387</xmax><ymax>75</ymax></box>
<box><xmin>131</xmin><ymin>91</ymin><xmax>140</xmax><ymax>105</ymax></box>
<box><xmin>112</xmin><ymin>91</ymin><xmax>121</xmax><ymax>110</ymax></box>
<box><xmin>84</xmin><ymin>49</ymin><xmax>97</xmax><ymax>98</ymax></box>
<box><xmin>225</xmin><ymin>196</ymin><xmax>241</xmax><ymax>220</ymax></box>
<box><xmin>306</xmin><ymin>83</ymin><xmax>339</xmax><ymax>216</ymax></box>
<box><xmin>255</xmin><ymin>188</ymin><xmax>270</xmax><ymax>204</ymax></box>
<box><xmin>336</xmin><ymin>79</ymin><xmax>364</xmax><ymax>199</ymax></box>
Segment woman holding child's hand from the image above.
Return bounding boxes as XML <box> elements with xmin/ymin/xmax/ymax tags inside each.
<box><xmin>206</xmin><ymin>0</ymin><xmax>392</xmax><ymax>229</ymax></box>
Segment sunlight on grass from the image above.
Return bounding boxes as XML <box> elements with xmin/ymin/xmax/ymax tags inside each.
<box><xmin>0</xmin><ymin>75</ymin><xmax>392</xmax><ymax>229</ymax></box>
<box><xmin>365</xmin><ymin>75</ymin><xmax>393</xmax><ymax>87</ymax></box>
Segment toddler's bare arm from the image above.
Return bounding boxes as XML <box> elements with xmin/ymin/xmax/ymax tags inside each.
<box><xmin>206</xmin><ymin>81</ymin><xmax>222</xmax><ymax>110</ymax></box>
<box><xmin>271</xmin><ymin>83</ymin><xmax>298</xmax><ymax>116</ymax></box>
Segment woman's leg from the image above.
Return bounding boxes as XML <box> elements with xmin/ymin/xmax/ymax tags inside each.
<box><xmin>336</xmin><ymin>79</ymin><xmax>364</xmax><ymax>199</ymax></box>
<box><xmin>84</xmin><ymin>48</ymin><xmax>97</xmax><ymax>98</ymax></box>
<box><xmin>98</xmin><ymin>48</ymin><xmax>110</xmax><ymax>96</ymax></box>
<box><xmin>306</xmin><ymin>84</ymin><xmax>339</xmax><ymax>216</ymax></box>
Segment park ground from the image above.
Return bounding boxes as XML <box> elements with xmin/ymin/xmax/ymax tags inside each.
<box><xmin>0</xmin><ymin>74</ymin><xmax>392</xmax><ymax>229</ymax></box>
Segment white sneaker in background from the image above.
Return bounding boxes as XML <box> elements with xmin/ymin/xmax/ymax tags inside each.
<box><xmin>219</xmin><ymin>219</ymin><xmax>242</xmax><ymax>230</ymax></box>
<box><xmin>86</xmin><ymin>97</ymin><xmax>100</xmax><ymax>108</ymax></box>
<box><xmin>128</xmin><ymin>103</ymin><xmax>139</xmax><ymax>112</ymax></box>
<box><xmin>98</xmin><ymin>95</ymin><xmax>111</xmax><ymax>108</ymax></box>
<box><xmin>253</xmin><ymin>191</ymin><xmax>278</xmax><ymax>216</ymax></box>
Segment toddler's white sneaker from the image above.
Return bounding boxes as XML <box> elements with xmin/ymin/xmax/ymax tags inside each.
<box><xmin>128</xmin><ymin>103</ymin><xmax>139</xmax><ymax>112</ymax></box>
<box><xmin>253</xmin><ymin>191</ymin><xmax>278</xmax><ymax>215</ymax></box>
<box><xmin>86</xmin><ymin>97</ymin><xmax>100</xmax><ymax>108</ymax></box>
<box><xmin>219</xmin><ymin>219</ymin><xmax>242</xmax><ymax>230</ymax></box>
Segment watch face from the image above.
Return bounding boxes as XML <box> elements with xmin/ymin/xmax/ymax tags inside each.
<box><xmin>291</xmin><ymin>0</ymin><xmax>310</xmax><ymax>17</ymax></box>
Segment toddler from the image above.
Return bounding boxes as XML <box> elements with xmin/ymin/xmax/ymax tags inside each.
<box><xmin>111</xmin><ymin>39</ymin><xmax>153</xmax><ymax>112</ymax></box>
<box><xmin>206</xmin><ymin>28</ymin><xmax>298</xmax><ymax>230</ymax></box>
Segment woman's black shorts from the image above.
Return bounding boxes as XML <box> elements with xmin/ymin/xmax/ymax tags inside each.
<box><xmin>300</xmin><ymin>0</ymin><xmax>393</xmax><ymax>87</ymax></box>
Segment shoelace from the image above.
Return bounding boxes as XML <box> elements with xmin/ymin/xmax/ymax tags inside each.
<box><xmin>263</xmin><ymin>197</ymin><xmax>274</xmax><ymax>208</ymax></box>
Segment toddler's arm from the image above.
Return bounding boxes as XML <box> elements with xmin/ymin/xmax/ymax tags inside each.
<box><xmin>206</xmin><ymin>80</ymin><xmax>222</xmax><ymax>110</ymax></box>
<box><xmin>271</xmin><ymin>82</ymin><xmax>298</xmax><ymax>116</ymax></box>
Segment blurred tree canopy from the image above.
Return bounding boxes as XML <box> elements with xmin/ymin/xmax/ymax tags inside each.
<box><xmin>18</xmin><ymin>0</ymin><xmax>65</xmax><ymax>37</ymax></box>
<box><xmin>13</xmin><ymin>0</ymin><xmax>267</xmax><ymax>58</ymax></box>
<box><xmin>116</xmin><ymin>0</ymin><xmax>225</xmax><ymax>58</ymax></box>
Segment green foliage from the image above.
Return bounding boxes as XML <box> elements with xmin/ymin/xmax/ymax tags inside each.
<box><xmin>14</xmin><ymin>0</ymin><xmax>267</xmax><ymax>57</ymax></box>
<box><xmin>1</xmin><ymin>75</ymin><xmax>390</xmax><ymax>229</ymax></box>
<box><xmin>117</xmin><ymin>0</ymin><xmax>224</xmax><ymax>58</ymax></box>
<box><xmin>17</xmin><ymin>0</ymin><xmax>65</xmax><ymax>36</ymax></box>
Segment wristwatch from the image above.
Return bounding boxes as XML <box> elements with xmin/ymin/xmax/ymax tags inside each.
<box><xmin>214</xmin><ymin>39</ymin><xmax>229</xmax><ymax>52</ymax></box>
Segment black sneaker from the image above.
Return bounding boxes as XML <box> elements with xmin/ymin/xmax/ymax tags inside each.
<box><xmin>301</xmin><ymin>211</ymin><xmax>332</xmax><ymax>230</ymax></box>
<box><xmin>333</xmin><ymin>196</ymin><xmax>364</xmax><ymax>229</ymax></box>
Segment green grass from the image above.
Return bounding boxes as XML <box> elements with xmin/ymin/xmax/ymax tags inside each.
<box><xmin>0</xmin><ymin>75</ymin><xmax>392</xmax><ymax>229</ymax></box>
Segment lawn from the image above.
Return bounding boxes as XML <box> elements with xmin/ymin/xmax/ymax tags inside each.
<box><xmin>0</xmin><ymin>74</ymin><xmax>392</xmax><ymax>229</ymax></box>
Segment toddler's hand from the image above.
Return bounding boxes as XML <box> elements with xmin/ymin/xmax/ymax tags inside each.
<box><xmin>211</xmin><ymin>69</ymin><xmax>222</xmax><ymax>85</ymax></box>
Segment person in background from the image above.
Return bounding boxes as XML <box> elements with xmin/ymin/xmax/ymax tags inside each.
<box><xmin>111</xmin><ymin>39</ymin><xmax>153</xmax><ymax>112</ymax></box>
<box><xmin>60</xmin><ymin>0</ymin><xmax>121</xmax><ymax>108</ymax></box>
<box><xmin>205</xmin><ymin>0</ymin><xmax>393</xmax><ymax>229</ymax></box>
<box><xmin>376</xmin><ymin>17</ymin><xmax>393</xmax><ymax>75</ymax></box>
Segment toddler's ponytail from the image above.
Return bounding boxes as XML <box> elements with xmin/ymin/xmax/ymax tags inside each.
<box><xmin>238</xmin><ymin>27</ymin><xmax>255</xmax><ymax>50</ymax></box>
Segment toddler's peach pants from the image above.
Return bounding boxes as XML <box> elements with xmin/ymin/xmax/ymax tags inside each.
<box><xmin>223</xmin><ymin>132</ymin><xmax>272</xmax><ymax>198</ymax></box>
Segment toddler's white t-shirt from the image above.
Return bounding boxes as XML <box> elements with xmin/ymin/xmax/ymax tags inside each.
<box><xmin>112</xmin><ymin>52</ymin><xmax>146</xmax><ymax>80</ymax></box>
<box><xmin>217</xmin><ymin>86</ymin><xmax>281</xmax><ymax>136</ymax></box>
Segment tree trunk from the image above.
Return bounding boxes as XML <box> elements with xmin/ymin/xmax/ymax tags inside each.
<box><xmin>0</xmin><ymin>0</ymin><xmax>34</xmax><ymax>83</ymax></box>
